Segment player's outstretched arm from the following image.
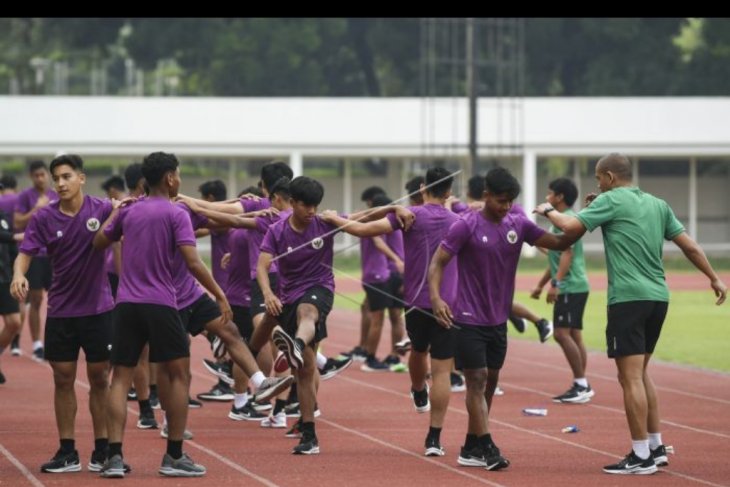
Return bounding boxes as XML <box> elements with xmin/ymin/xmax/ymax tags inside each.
<box><xmin>320</xmin><ymin>210</ymin><xmax>394</xmax><ymax>238</ymax></box>
<box><xmin>673</xmin><ymin>233</ymin><xmax>727</xmax><ymax>305</ymax></box>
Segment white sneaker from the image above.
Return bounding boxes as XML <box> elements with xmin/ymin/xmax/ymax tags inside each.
<box><xmin>494</xmin><ymin>386</ymin><xmax>504</xmax><ymax>396</ymax></box>
<box><xmin>260</xmin><ymin>411</ymin><xmax>287</xmax><ymax>428</ymax></box>
<box><xmin>160</xmin><ymin>425</ymin><xmax>194</xmax><ymax>440</ymax></box>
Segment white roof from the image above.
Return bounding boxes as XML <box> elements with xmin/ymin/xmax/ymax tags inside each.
<box><xmin>2</xmin><ymin>96</ymin><xmax>730</xmax><ymax>157</ymax></box>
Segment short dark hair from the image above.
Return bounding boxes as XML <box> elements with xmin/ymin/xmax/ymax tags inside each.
<box><xmin>485</xmin><ymin>167</ymin><xmax>521</xmax><ymax>200</ymax></box>
<box><xmin>597</xmin><ymin>153</ymin><xmax>633</xmax><ymax>181</ymax></box>
<box><xmin>102</xmin><ymin>175</ymin><xmax>126</xmax><ymax>193</ymax></box>
<box><xmin>425</xmin><ymin>167</ymin><xmax>453</xmax><ymax>198</ymax></box>
<box><xmin>269</xmin><ymin>176</ymin><xmax>291</xmax><ymax>199</ymax></box>
<box><xmin>0</xmin><ymin>175</ymin><xmax>17</xmax><ymax>189</ymax></box>
<box><xmin>141</xmin><ymin>152</ymin><xmax>179</xmax><ymax>187</ymax></box>
<box><xmin>260</xmin><ymin>160</ymin><xmax>293</xmax><ymax>192</ymax></box>
<box><xmin>361</xmin><ymin>186</ymin><xmax>386</xmax><ymax>202</ymax></box>
<box><xmin>548</xmin><ymin>177</ymin><xmax>578</xmax><ymax>207</ymax></box>
<box><xmin>467</xmin><ymin>174</ymin><xmax>486</xmax><ymax>200</ymax></box>
<box><xmin>371</xmin><ymin>193</ymin><xmax>392</xmax><ymax>207</ymax></box>
<box><xmin>198</xmin><ymin>179</ymin><xmax>227</xmax><ymax>201</ymax></box>
<box><xmin>239</xmin><ymin>185</ymin><xmax>264</xmax><ymax>198</ymax></box>
<box><xmin>124</xmin><ymin>162</ymin><xmax>144</xmax><ymax>190</ymax></box>
<box><xmin>28</xmin><ymin>160</ymin><xmax>47</xmax><ymax>173</ymax></box>
<box><xmin>289</xmin><ymin>176</ymin><xmax>324</xmax><ymax>206</ymax></box>
<box><xmin>50</xmin><ymin>154</ymin><xmax>84</xmax><ymax>175</ymax></box>
<box><xmin>405</xmin><ymin>176</ymin><xmax>424</xmax><ymax>195</ymax></box>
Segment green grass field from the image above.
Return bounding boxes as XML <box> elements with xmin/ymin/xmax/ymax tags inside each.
<box><xmin>333</xmin><ymin>284</ymin><xmax>730</xmax><ymax>373</ymax></box>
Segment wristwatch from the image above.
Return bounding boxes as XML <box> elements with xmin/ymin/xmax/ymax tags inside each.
<box><xmin>551</xmin><ymin>279</ymin><xmax>562</xmax><ymax>288</ymax></box>
<box><xmin>543</xmin><ymin>207</ymin><xmax>555</xmax><ymax>216</ymax></box>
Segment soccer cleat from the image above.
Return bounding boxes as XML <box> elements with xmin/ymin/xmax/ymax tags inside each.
<box><xmin>553</xmin><ymin>383</ymin><xmax>594</xmax><ymax>404</ymax></box>
<box><xmin>484</xmin><ymin>443</ymin><xmax>510</xmax><ymax>471</ymax></box>
<box><xmin>32</xmin><ymin>346</ymin><xmax>44</xmax><ymax>362</ymax></box>
<box><xmin>211</xmin><ymin>336</ymin><xmax>227</xmax><ymax>359</ymax></box>
<box><xmin>411</xmin><ymin>384</ymin><xmax>430</xmax><ymax>413</ymax></box>
<box><xmin>261</xmin><ymin>411</ymin><xmax>287</xmax><ymax>428</ymax></box>
<box><xmin>603</xmin><ymin>451</ymin><xmax>657</xmax><ymax>475</ymax></box>
<box><xmin>127</xmin><ymin>387</ymin><xmax>137</xmax><ymax>401</ymax></box>
<box><xmin>394</xmin><ymin>338</ymin><xmax>412</xmax><ymax>355</ymax></box>
<box><xmin>360</xmin><ymin>356</ymin><xmax>390</xmax><ymax>372</ymax></box>
<box><xmin>509</xmin><ymin>315</ymin><xmax>526</xmax><ymax>333</ymax></box>
<box><xmin>197</xmin><ymin>382</ymin><xmax>235</xmax><ymax>402</ymax></box>
<box><xmin>188</xmin><ymin>397</ymin><xmax>202</xmax><ymax>409</ymax></box>
<box><xmin>253</xmin><ymin>375</ymin><xmax>295</xmax><ymax>404</ymax></box>
<box><xmin>292</xmin><ymin>434</ymin><xmax>320</xmax><ymax>455</ymax></box>
<box><xmin>137</xmin><ymin>409</ymin><xmax>159</xmax><ymax>429</ymax></box>
<box><xmin>40</xmin><ymin>449</ymin><xmax>81</xmax><ymax>473</ymax></box>
<box><xmin>273</xmin><ymin>351</ymin><xmax>290</xmax><ymax>373</ymax></box>
<box><xmin>285</xmin><ymin>419</ymin><xmax>303</xmax><ymax>438</ymax></box>
<box><xmin>457</xmin><ymin>446</ymin><xmax>488</xmax><ymax>467</ymax></box>
<box><xmin>159</xmin><ymin>452</ymin><xmax>206</xmax><ymax>477</ymax></box>
<box><xmin>536</xmin><ymin>319</ymin><xmax>554</xmax><ymax>343</ymax></box>
<box><xmin>99</xmin><ymin>454</ymin><xmax>126</xmax><ymax>478</ymax></box>
<box><xmin>651</xmin><ymin>445</ymin><xmax>669</xmax><ymax>467</ymax></box>
<box><xmin>229</xmin><ymin>402</ymin><xmax>266</xmax><ymax>421</ymax></box>
<box><xmin>424</xmin><ymin>436</ymin><xmax>445</xmax><ymax>457</ymax></box>
<box><xmin>340</xmin><ymin>346</ymin><xmax>368</xmax><ymax>362</ymax></box>
<box><xmin>319</xmin><ymin>356</ymin><xmax>353</xmax><ymax>380</ymax></box>
<box><xmin>160</xmin><ymin>425</ymin><xmax>194</xmax><ymax>440</ymax></box>
<box><xmin>201</xmin><ymin>359</ymin><xmax>234</xmax><ymax>385</ymax></box>
<box><xmin>272</xmin><ymin>326</ymin><xmax>304</xmax><ymax>369</ymax></box>
<box><xmin>450</xmin><ymin>372</ymin><xmax>466</xmax><ymax>392</ymax></box>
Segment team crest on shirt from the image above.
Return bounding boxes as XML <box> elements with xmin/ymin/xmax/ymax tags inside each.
<box><xmin>481</xmin><ymin>235</ymin><xmax>488</xmax><ymax>244</ymax></box>
<box><xmin>506</xmin><ymin>230</ymin><xmax>518</xmax><ymax>244</ymax></box>
<box><xmin>311</xmin><ymin>238</ymin><xmax>324</xmax><ymax>250</ymax></box>
<box><xmin>86</xmin><ymin>218</ymin><xmax>100</xmax><ymax>231</ymax></box>
<box><xmin>0</xmin><ymin>219</ymin><xmax>7</xmax><ymax>230</ymax></box>
<box><xmin>56</xmin><ymin>230</ymin><xmax>63</xmax><ymax>237</ymax></box>
<box><xmin>287</xmin><ymin>246</ymin><xmax>293</xmax><ymax>254</ymax></box>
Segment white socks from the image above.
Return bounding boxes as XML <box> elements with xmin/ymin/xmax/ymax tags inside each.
<box><xmin>33</xmin><ymin>340</ymin><xmax>43</xmax><ymax>351</ymax></box>
<box><xmin>234</xmin><ymin>393</ymin><xmax>249</xmax><ymax>409</ymax></box>
<box><xmin>250</xmin><ymin>371</ymin><xmax>265</xmax><ymax>389</ymax></box>
<box><xmin>632</xmin><ymin>439</ymin><xmax>650</xmax><ymax>460</ymax></box>
<box><xmin>648</xmin><ymin>433</ymin><xmax>662</xmax><ymax>450</ymax></box>
<box><xmin>316</xmin><ymin>351</ymin><xmax>327</xmax><ymax>369</ymax></box>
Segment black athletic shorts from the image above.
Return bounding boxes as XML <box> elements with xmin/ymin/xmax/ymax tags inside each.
<box><xmin>26</xmin><ymin>256</ymin><xmax>52</xmax><ymax>291</ymax></box>
<box><xmin>111</xmin><ymin>303</ymin><xmax>189</xmax><ymax>366</ymax></box>
<box><xmin>278</xmin><ymin>286</ymin><xmax>333</xmax><ymax>345</ymax></box>
<box><xmin>405</xmin><ymin>307</ymin><xmax>455</xmax><ymax>360</ymax></box>
<box><xmin>0</xmin><ymin>282</ymin><xmax>19</xmax><ymax>315</ymax></box>
<box><xmin>250</xmin><ymin>273</ymin><xmax>279</xmax><ymax>318</ymax></box>
<box><xmin>179</xmin><ymin>293</ymin><xmax>222</xmax><ymax>337</ymax></box>
<box><xmin>45</xmin><ymin>310</ymin><xmax>113</xmax><ymax>363</ymax></box>
<box><xmin>108</xmin><ymin>273</ymin><xmax>119</xmax><ymax>300</ymax></box>
<box><xmin>606</xmin><ymin>301</ymin><xmax>668</xmax><ymax>358</ymax></box>
<box><xmin>455</xmin><ymin>322</ymin><xmax>508</xmax><ymax>370</ymax></box>
<box><xmin>363</xmin><ymin>280</ymin><xmax>391</xmax><ymax>312</ymax></box>
<box><xmin>553</xmin><ymin>292</ymin><xmax>589</xmax><ymax>330</ymax></box>
<box><xmin>232</xmin><ymin>305</ymin><xmax>253</xmax><ymax>342</ymax></box>
<box><xmin>386</xmin><ymin>272</ymin><xmax>405</xmax><ymax>309</ymax></box>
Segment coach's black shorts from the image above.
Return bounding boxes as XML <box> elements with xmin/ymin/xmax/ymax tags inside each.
<box><xmin>232</xmin><ymin>305</ymin><xmax>253</xmax><ymax>342</ymax></box>
<box><xmin>386</xmin><ymin>272</ymin><xmax>405</xmax><ymax>309</ymax></box>
<box><xmin>363</xmin><ymin>280</ymin><xmax>391</xmax><ymax>312</ymax></box>
<box><xmin>112</xmin><ymin>303</ymin><xmax>189</xmax><ymax>366</ymax></box>
<box><xmin>455</xmin><ymin>323</ymin><xmax>508</xmax><ymax>370</ymax></box>
<box><xmin>606</xmin><ymin>301</ymin><xmax>668</xmax><ymax>358</ymax></box>
<box><xmin>278</xmin><ymin>286</ymin><xmax>333</xmax><ymax>345</ymax></box>
<box><xmin>405</xmin><ymin>307</ymin><xmax>455</xmax><ymax>360</ymax></box>
<box><xmin>45</xmin><ymin>310</ymin><xmax>113</xmax><ymax>363</ymax></box>
<box><xmin>554</xmin><ymin>292</ymin><xmax>589</xmax><ymax>330</ymax></box>
<box><xmin>0</xmin><ymin>283</ymin><xmax>19</xmax><ymax>315</ymax></box>
<box><xmin>26</xmin><ymin>256</ymin><xmax>52</xmax><ymax>291</ymax></box>
<box><xmin>250</xmin><ymin>273</ymin><xmax>279</xmax><ymax>318</ymax></box>
<box><xmin>179</xmin><ymin>294</ymin><xmax>222</xmax><ymax>337</ymax></box>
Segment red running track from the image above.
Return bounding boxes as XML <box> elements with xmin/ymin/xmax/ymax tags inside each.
<box><xmin>1</xmin><ymin>307</ymin><xmax>729</xmax><ymax>486</ymax></box>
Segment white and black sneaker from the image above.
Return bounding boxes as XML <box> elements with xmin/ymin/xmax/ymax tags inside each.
<box><xmin>197</xmin><ymin>382</ymin><xmax>235</xmax><ymax>402</ymax></box>
<box><xmin>10</xmin><ymin>335</ymin><xmax>21</xmax><ymax>356</ymax></box>
<box><xmin>229</xmin><ymin>402</ymin><xmax>266</xmax><ymax>421</ymax></box>
<box><xmin>411</xmin><ymin>384</ymin><xmax>430</xmax><ymax>413</ymax></box>
<box><xmin>319</xmin><ymin>356</ymin><xmax>353</xmax><ymax>380</ymax></box>
<box><xmin>137</xmin><ymin>409</ymin><xmax>159</xmax><ymax>429</ymax></box>
<box><xmin>424</xmin><ymin>436</ymin><xmax>445</xmax><ymax>457</ymax></box>
<box><xmin>253</xmin><ymin>375</ymin><xmax>295</xmax><ymax>404</ymax></box>
<box><xmin>651</xmin><ymin>445</ymin><xmax>669</xmax><ymax>467</ymax></box>
<box><xmin>457</xmin><ymin>446</ymin><xmax>487</xmax><ymax>467</ymax></box>
<box><xmin>211</xmin><ymin>336</ymin><xmax>226</xmax><ymax>360</ymax></box>
<box><xmin>603</xmin><ymin>451</ymin><xmax>657</xmax><ymax>475</ymax></box>
<box><xmin>553</xmin><ymin>383</ymin><xmax>594</xmax><ymax>404</ymax></box>
<box><xmin>201</xmin><ymin>359</ymin><xmax>234</xmax><ymax>385</ymax></box>
<box><xmin>292</xmin><ymin>434</ymin><xmax>320</xmax><ymax>455</ymax></box>
<box><xmin>273</xmin><ymin>326</ymin><xmax>304</xmax><ymax>370</ymax></box>
<box><xmin>159</xmin><ymin>452</ymin><xmax>206</xmax><ymax>477</ymax></box>
<box><xmin>535</xmin><ymin>319</ymin><xmax>553</xmax><ymax>343</ymax></box>
<box><xmin>40</xmin><ymin>449</ymin><xmax>81</xmax><ymax>473</ymax></box>
<box><xmin>484</xmin><ymin>443</ymin><xmax>510</xmax><ymax>471</ymax></box>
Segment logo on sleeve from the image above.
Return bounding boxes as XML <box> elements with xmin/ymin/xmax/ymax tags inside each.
<box><xmin>506</xmin><ymin>230</ymin><xmax>518</xmax><ymax>244</ymax></box>
<box><xmin>0</xmin><ymin>219</ymin><xmax>8</xmax><ymax>230</ymax></box>
<box><xmin>56</xmin><ymin>230</ymin><xmax>63</xmax><ymax>238</ymax></box>
<box><xmin>481</xmin><ymin>235</ymin><xmax>488</xmax><ymax>244</ymax></box>
<box><xmin>311</xmin><ymin>238</ymin><xmax>324</xmax><ymax>250</ymax></box>
<box><xmin>86</xmin><ymin>218</ymin><xmax>100</xmax><ymax>231</ymax></box>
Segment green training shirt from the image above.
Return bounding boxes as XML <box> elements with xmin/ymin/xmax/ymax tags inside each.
<box><xmin>575</xmin><ymin>187</ymin><xmax>684</xmax><ymax>305</ymax></box>
<box><xmin>549</xmin><ymin>208</ymin><xmax>590</xmax><ymax>295</ymax></box>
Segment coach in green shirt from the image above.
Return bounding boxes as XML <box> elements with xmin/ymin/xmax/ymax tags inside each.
<box><xmin>535</xmin><ymin>153</ymin><xmax>726</xmax><ymax>476</ymax></box>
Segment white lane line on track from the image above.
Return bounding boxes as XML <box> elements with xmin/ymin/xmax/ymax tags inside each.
<box><xmin>0</xmin><ymin>442</ymin><xmax>46</xmax><ymax>487</ymax></box>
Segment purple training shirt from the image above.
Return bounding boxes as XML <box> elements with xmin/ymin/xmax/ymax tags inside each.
<box><xmin>226</xmin><ymin>228</ymin><xmax>252</xmax><ymax>307</ymax></box>
<box><xmin>360</xmin><ymin>236</ymin><xmax>391</xmax><ymax>284</ymax></box>
<box><xmin>172</xmin><ymin>202</ymin><xmax>210</xmax><ymax>309</ymax></box>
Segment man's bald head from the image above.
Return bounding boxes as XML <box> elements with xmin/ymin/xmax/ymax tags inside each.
<box><xmin>597</xmin><ymin>153</ymin><xmax>633</xmax><ymax>182</ymax></box>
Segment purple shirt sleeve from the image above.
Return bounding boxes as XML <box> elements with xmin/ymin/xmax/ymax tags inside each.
<box><xmin>18</xmin><ymin>212</ymin><xmax>44</xmax><ymax>256</ymax></box>
<box><xmin>521</xmin><ymin>217</ymin><xmax>547</xmax><ymax>246</ymax></box>
<box><xmin>451</xmin><ymin>201</ymin><xmax>469</xmax><ymax>214</ymax></box>
<box><xmin>103</xmin><ymin>210</ymin><xmax>124</xmax><ymax>242</ymax></box>
<box><xmin>173</xmin><ymin>210</ymin><xmax>197</xmax><ymax>247</ymax></box>
<box><xmin>260</xmin><ymin>225</ymin><xmax>278</xmax><ymax>256</ymax></box>
<box><xmin>385</xmin><ymin>212</ymin><xmax>401</xmax><ymax>231</ymax></box>
<box><xmin>440</xmin><ymin>218</ymin><xmax>470</xmax><ymax>257</ymax></box>
<box><xmin>255</xmin><ymin>216</ymin><xmax>269</xmax><ymax>234</ymax></box>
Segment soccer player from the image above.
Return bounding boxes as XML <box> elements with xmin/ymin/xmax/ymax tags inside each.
<box><xmin>0</xmin><ymin>175</ymin><xmax>24</xmax><ymax>357</ymax></box>
<box><xmin>535</xmin><ymin>153</ymin><xmax>727</xmax><ymax>475</ymax></box>
<box><xmin>531</xmin><ymin>178</ymin><xmax>593</xmax><ymax>403</ymax></box>
<box><xmin>11</xmin><ymin>155</ymin><xmax>115</xmax><ymax>473</ymax></box>
<box><xmin>0</xmin><ymin>202</ymin><xmax>22</xmax><ymax>383</ymax></box>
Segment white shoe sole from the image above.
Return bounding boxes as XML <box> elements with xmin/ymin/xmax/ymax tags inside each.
<box><xmin>42</xmin><ymin>464</ymin><xmax>82</xmax><ymax>473</ymax></box>
<box><xmin>253</xmin><ymin>375</ymin><xmax>295</xmax><ymax>404</ymax></box>
<box><xmin>159</xmin><ymin>467</ymin><xmax>206</xmax><ymax>477</ymax></box>
<box><xmin>457</xmin><ymin>457</ymin><xmax>487</xmax><ymax>467</ymax></box>
<box><xmin>292</xmin><ymin>447</ymin><xmax>320</xmax><ymax>455</ymax></box>
<box><xmin>425</xmin><ymin>447</ymin><xmax>445</xmax><ymax>457</ymax></box>
<box><xmin>603</xmin><ymin>465</ymin><xmax>657</xmax><ymax>475</ymax></box>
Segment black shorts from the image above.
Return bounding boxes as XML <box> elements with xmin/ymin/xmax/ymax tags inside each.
<box><xmin>250</xmin><ymin>273</ymin><xmax>279</xmax><ymax>318</ymax></box>
<box><xmin>363</xmin><ymin>280</ymin><xmax>391</xmax><ymax>312</ymax></box>
<box><xmin>26</xmin><ymin>256</ymin><xmax>52</xmax><ymax>291</ymax></box>
<box><xmin>111</xmin><ymin>303</ymin><xmax>189</xmax><ymax>366</ymax></box>
<box><xmin>386</xmin><ymin>272</ymin><xmax>405</xmax><ymax>309</ymax></box>
<box><xmin>179</xmin><ymin>294</ymin><xmax>222</xmax><ymax>337</ymax></box>
<box><xmin>0</xmin><ymin>282</ymin><xmax>19</xmax><ymax>315</ymax></box>
<box><xmin>606</xmin><ymin>301</ymin><xmax>668</xmax><ymax>358</ymax></box>
<box><xmin>45</xmin><ymin>311</ymin><xmax>113</xmax><ymax>363</ymax></box>
<box><xmin>108</xmin><ymin>273</ymin><xmax>119</xmax><ymax>300</ymax></box>
<box><xmin>455</xmin><ymin>323</ymin><xmax>508</xmax><ymax>370</ymax></box>
<box><xmin>232</xmin><ymin>305</ymin><xmax>253</xmax><ymax>342</ymax></box>
<box><xmin>278</xmin><ymin>286</ymin><xmax>333</xmax><ymax>345</ymax></box>
<box><xmin>554</xmin><ymin>292</ymin><xmax>589</xmax><ymax>330</ymax></box>
<box><xmin>405</xmin><ymin>307</ymin><xmax>455</xmax><ymax>360</ymax></box>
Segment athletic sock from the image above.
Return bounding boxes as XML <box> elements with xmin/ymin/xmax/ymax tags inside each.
<box><xmin>273</xmin><ymin>399</ymin><xmax>287</xmax><ymax>415</ymax></box>
<box><xmin>287</xmin><ymin>383</ymin><xmax>298</xmax><ymax>403</ymax></box>
<box><xmin>464</xmin><ymin>434</ymin><xmax>478</xmax><ymax>449</ymax></box>
<box><xmin>33</xmin><ymin>340</ymin><xmax>43</xmax><ymax>351</ymax></box>
<box><xmin>301</xmin><ymin>421</ymin><xmax>315</xmax><ymax>436</ymax></box>
<box><xmin>166</xmin><ymin>440</ymin><xmax>183</xmax><ymax>460</ymax></box>
<box><xmin>150</xmin><ymin>384</ymin><xmax>158</xmax><ymax>395</ymax></box>
<box><xmin>108</xmin><ymin>442</ymin><xmax>122</xmax><ymax>458</ymax></box>
<box><xmin>94</xmin><ymin>438</ymin><xmax>109</xmax><ymax>454</ymax></box>
<box><xmin>250</xmin><ymin>371</ymin><xmax>265</xmax><ymax>389</ymax></box>
<box><xmin>648</xmin><ymin>433</ymin><xmax>663</xmax><ymax>450</ymax></box>
<box><xmin>427</xmin><ymin>426</ymin><xmax>442</xmax><ymax>442</ymax></box>
<box><xmin>632</xmin><ymin>439</ymin><xmax>650</xmax><ymax>460</ymax></box>
<box><xmin>316</xmin><ymin>351</ymin><xmax>327</xmax><ymax>369</ymax></box>
<box><xmin>574</xmin><ymin>377</ymin><xmax>588</xmax><ymax>388</ymax></box>
<box><xmin>234</xmin><ymin>393</ymin><xmax>249</xmax><ymax>409</ymax></box>
<box><xmin>60</xmin><ymin>439</ymin><xmax>75</xmax><ymax>453</ymax></box>
<box><xmin>138</xmin><ymin>399</ymin><xmax>152</xmax><ymax>414</ymax></box>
